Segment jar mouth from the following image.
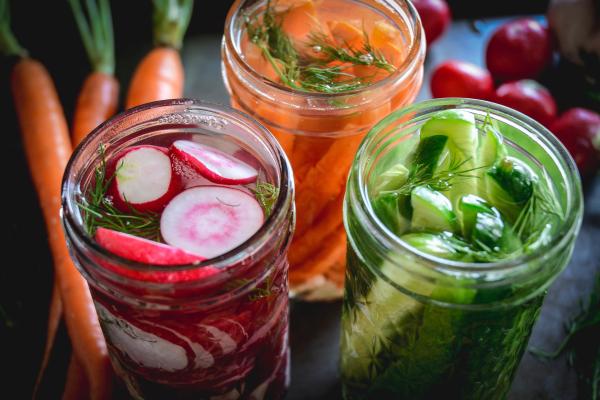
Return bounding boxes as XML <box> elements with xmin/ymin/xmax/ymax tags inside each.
<box><xmin>223</xmin><ymin>0</ymin><xmax>425</xmax><ymax>99</ymax></box>
<box><xmin>62</xmin><ymin>99</ymin><xmax>294</xmax><ymax>278</ymax></box>
<box><xmin>352</xmin><ymin>98</ymin><xmax>584</xmax><ymax>274</ymax></box>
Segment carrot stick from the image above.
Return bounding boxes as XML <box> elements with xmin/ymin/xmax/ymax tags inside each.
<box><xmin>289</xmin><ymin>229</ymin><xmax>347</xmax><ymax>285</ymax></box>
<box><xmin>1</xmin><ymin>4</ymin><xmax>111</xmax><ymax>397</ymax></box>
<box><xmin>288</xmin><ymin>192</ymin><xmax>344</xmax><ymax>266</ymax></box>
<box><xmin>125</xmin><ymin>0</ymin><xmax>193</xmax><ymax>108</ymax></box>
<box><xmin>70</xmin><ymin>0</ymin><xmax>119</xmax><ymax>144</ymax></box>
<box><xmin>62</xmin><ymin>355</ymin><xmax>90</xmax><ymax>400</ymax></box>
<box><xmin>294</xmin><ymin>133</ymin><xmax>363</xmax><ymax>236</ymax></box>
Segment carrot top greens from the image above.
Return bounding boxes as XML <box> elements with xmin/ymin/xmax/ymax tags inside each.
<box><xmin>244</xmin><ymin>0</ymin><xmax>396</xmax><ymax>93</ymax></box>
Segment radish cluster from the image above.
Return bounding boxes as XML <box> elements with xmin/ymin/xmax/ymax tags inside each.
<box><xmin>429</xmin><ymin>17</ymin><xmax>600</xmax><ymax>181</ymax></box>
<box><xmin>95</xmin><ymin>140</ymin><xmax>265</xmax><ymax>281</ymax></box>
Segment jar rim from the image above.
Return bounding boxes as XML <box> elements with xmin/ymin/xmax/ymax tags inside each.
<box><xmin>61</xmin><ymin>99</ymin><xmax>294</xmax><ymax>281</ymax></box>
<box><xmin>223</xmin><ymin>0</ymin><xmax>425</xmax><ymax>99</ymax></box>
<box><xmin>349</xmin><ymin>98</ymin><xmax>584</xmax><ymax>275</ymax></box>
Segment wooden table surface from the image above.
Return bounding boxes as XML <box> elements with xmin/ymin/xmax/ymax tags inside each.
<box><xmin>178</xmin><ymin>17</ymin><xmax>600</xmax><ymax>400</ymax></box>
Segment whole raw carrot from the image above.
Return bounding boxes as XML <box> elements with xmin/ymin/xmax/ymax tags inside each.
<box><xmin>125</xmin><ymin>0</ymin><xmax>193</xmax><ymax>108</ymax></box>
<box><xmin>70</xmin><ymin>0</ymin><xmax>119</xmax><ymax>146</ymax></box>
<box><xmin>0</xmin><ymin>2</ymin><xmax>111</xmax><ymax>398</ymax></box>
<box><xmin>62</xmin><ymin>355</ymin><xmax>90</xmax><ymax>400</ymax></box>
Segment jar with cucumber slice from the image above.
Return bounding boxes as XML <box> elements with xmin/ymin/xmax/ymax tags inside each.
<box><xmin>341</xmin><ymin>99</ymin><xmax>583</xmax><ymax>400</ymax></box>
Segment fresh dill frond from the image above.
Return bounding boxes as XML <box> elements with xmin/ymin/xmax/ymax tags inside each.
<box><xmin>306</xmin><ymin>31</ymin><xmax>396</xmax><ymax>73</ymax></box>
<box><xmin>77</xmin><ymin>145</ymin><xmax>162</xmax><ymax>241</ymax></box>
<box><xmin>252</xmin><ymin>181</ymin><xmax>279</xmax><ymax>217</ymax></box>
<box><xmin>244</xmin><ymin>0</ymin><xmax>395</xmax><ymax>93</ymax></box>
<box><xmin>512</xmin><ymin>169</ymin><xmax>564</xmax><ymax>249</ymax></box>
<box><xmin>382</xmin><ymin>157</ymin><xmax>484</xmax><ymax>197</ymax></box>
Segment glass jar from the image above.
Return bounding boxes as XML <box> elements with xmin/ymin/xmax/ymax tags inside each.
<box><xmin>341</xmin><ymin>99</ymin><xmax>584</xmax><ymax>399</ymax></box>
<box><xmin>61</xmin><ymin>100</ymin><xmax>295</xmax><ymax>400</ymax></box>
<box><xmin>222</xmin><ymin>0</ymin><xmax>425</xmax><ymax>300</ymax></box>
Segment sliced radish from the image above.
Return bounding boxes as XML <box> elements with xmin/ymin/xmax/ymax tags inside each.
<box><xmin>160</xmin><ymin>186</ymin><xmax>264</xmax><ymax>259</ymax></box>
<box><xmin>170</xmin><ymin>140</ymin><xmax>258</xmax><ymax>185</ymax></box>
<box><xmin>108</xmin><ymin>145</ymin><xmax>182</xmax><ymax>213</ymax></box>
<box><xmin>95</xmin><ymin>228</ymin><xmax>218</xmax><ymax>282</ymax></box>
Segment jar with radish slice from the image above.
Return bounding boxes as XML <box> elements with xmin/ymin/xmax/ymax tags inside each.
<box><xmin>61</xmin><ymin>100</ymin><xmax>294</xmax><ymax>399</ymax></box>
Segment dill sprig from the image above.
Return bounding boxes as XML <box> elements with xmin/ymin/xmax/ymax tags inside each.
<box><xmin>306</xmin><ymin>31</ymin><xmax>396</xmax><ymax>73</ymax></box>
<box><xmin>512</xmin><ymin>169</ymin><xmax>564</xmax><ymax>249</ymax></box>
<box><xmin>244</xmin><ymin>0</ymin><xmax>394</xmax><ymax>93</ymax></box>
<box><xmin>381</xmin><ymin>157</ymin><xmax>484</xmax><ymax>197</ymax></box>
<box><xmin>530</xmin><ymin>274</ymin><xmax>600</xmax><ymax>400</ymax></box>
<box><xmin>252</xmin><ymin>181</ymin><xmax>279</xmax><ymax>217</ymax></box>
<box><xmin>77</xmin><ymin>146</ymin><xmax>162</xmax><ymax>241</ymax></box>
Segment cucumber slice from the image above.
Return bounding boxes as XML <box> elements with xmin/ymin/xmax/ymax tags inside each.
<box><xmin>420</xmin><ymin>110</ymin><xmax>478</xmax><ymax>160</ymax></box>
<box><xmin>458</xmin><ymin>194</ymin><xmax>522</xmax><ymax>255</ymax></box>
<box><xmin>478</xmin><ymin>124</ymin><xmax>506</xmax><ymax>170</ymax></box>
<box><xmin>401</xmin><ymin>232</ymin><xmax>471</xmax><ymax>261</ymax></box>
<box><xmin>372</xmin><ymin>192</ymin><xmax>410</xmax><ymax>235</ymax></box>
<box><xmin>342</xmin><ymin>245</ymin><xmax>477</xmax><ymax>395</ymax></box>
<box><xmin>410</xmin><ymin>186</ymin><xmax>458</xmax><ymax>233</ymax></box>
<box><xmin>458</xmin><ymin>194</ymin><xmax>498</xmax><ymax>238</ymax></box>
<box><xmin>485</xmin><ymin>157</ymin><xmax>536</xmax><ymax>222</ymax></box>
<box><xmin>411</xmin><ymin>135</ymin><xmax>448</xmax><ymax>177</ymax></box>
<box><xmin>375</xmin><ymin>163</ymin><xmax>409</xmax><ymax>192</ymax></box>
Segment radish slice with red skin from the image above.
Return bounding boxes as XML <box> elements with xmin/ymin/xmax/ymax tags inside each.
<box><xmin>108</xmin><ymin>145</ymin><xmax>182</xmax><ymax>212</ymax></box>
<box><xmin>160</xmin><ymin>186</ymin><xmax>264</xmax><ymax>259</ymax></box>
<box><xmin>95</xmin><ymin>228</ymin><xmax>218</xmax><ymax>283</ymax></box>
<box><xmin>170</xmin><ymin>140</ymin><xmax>258</xmax><ymax>185</ymax></box>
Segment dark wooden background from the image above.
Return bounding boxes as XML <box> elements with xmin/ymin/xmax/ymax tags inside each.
<box><xmin>4</xmin><ymin>1</ymin><xmax>599</xmax><ymax>399</ymax></box>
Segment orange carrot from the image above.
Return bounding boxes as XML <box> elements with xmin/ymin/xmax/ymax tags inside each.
<box><xmin>72</xmin><ymin>72</ymin><xmax>119</xmax><ymax>146</ymax></box>
<box><xmin>70</xmin><ymin>0</ymin><xmax>119</xmax><ymax>146</ymax></box>
<box><xmin>33</xmin><ymin>282</ymin><xmax>63</xmax><ymax>398</ymax></box>
<box><xmin>288</xmin><ymin>192</ymin><xmax>344</xmax><ymax>266</ymax></box>
<box><xmin>62</xmin><ymin>355</ymin><xmax>90</xmax><ymax>400</ymax></box>
<box><xmin>125</xmin><ymin>0</ymin><xmax>193</xmax><ymax>108</ymax></box>
<box><xmin>294</xmin><ymin>133</ymin><xmax>363</xmax><ymax>235</ymax></box>
<box><xmin>1</xmin><ymin>4</ymin><xmax>111</xmax><ymax>396</ymax></box>
<box><xmin>289</xmin><ymin>229</ymin><xmax>347</xmax><ymax>285</ymax></box>
<box><xmin>11</xmin><ymin>57</ymin><xmax>111</xmax><ymax>400</ymax></box>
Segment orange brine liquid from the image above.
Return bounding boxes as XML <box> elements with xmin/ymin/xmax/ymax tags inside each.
<box><xmin>223</xmin><ymin>0</ymin><xmax>424</xmax><ymax>300</ymax></box>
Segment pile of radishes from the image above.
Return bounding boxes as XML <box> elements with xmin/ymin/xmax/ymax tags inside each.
<box><xmin>429</xmin><ymin>17</ymin><xmax>600</xmax><ymax>181</ymax></box>
<box><xmin>95</xmin><ymin>140</ymin><xmax>266</xmax><ymax>277</ymax></box>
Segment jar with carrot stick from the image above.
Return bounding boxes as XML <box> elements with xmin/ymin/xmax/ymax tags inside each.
<box><xmin>222</xmin><ymin>0</ymin><xmax>425</xmax><ymax>300</ymax></box>
<box><xmin>62</xmin><ymin>100</ymin><xmax>294</xmax><ymax>399</ymax></box>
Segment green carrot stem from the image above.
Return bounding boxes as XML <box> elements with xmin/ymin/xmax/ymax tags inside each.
<box><xmin>68</xmin><ymin>0</ymin><xmax>115</xmax><ymax>75</ymax></box>
<box><xmin>0</xmin><ymin>0</ymin><xmax>27</xmax><ymax>58</ymax></box>
<box><xmin>152</xmin><ymin>0</ymin><xmax>193</xmax><ymax>50</ymax></box>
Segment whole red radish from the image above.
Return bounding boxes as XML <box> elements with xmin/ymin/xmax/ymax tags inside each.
<box><xmin>412</xmin><ymin>0</ymin><xmax>451</xmax><ymax>45</ymax></box>
<box><xmin>430</xmin><ymin>60</ymin><xmax>494</xmax><ymax>100</ymax></box>
<box><xmin>108</xmin><ymin>145</ymin><xmax>182</xmax><ymax>213</ymax></box>
<box><xmin>550</xmin><ymin>108</ymin><xmax>600</xmax><ymax>179</ymax></box>
<box><xmin>486</xmin><ymin>18</ymin><xmax>553</xmax><ymax>81</ymax></box>
<box><xmin>494</xmin><ymin>80</ymin><xmax>557</xmax><ymax>127</ymax></box>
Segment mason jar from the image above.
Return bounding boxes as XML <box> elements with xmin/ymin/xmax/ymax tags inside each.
<box><xmin>341</xmin><ymin>98</ymin><xmax>583</xmax><ymax>399</ymax></box>
<box><xmin>62</xmin><ymin>100</ymin><xmax>294</xmax><ymax>399</ymax></box>
<box><xmin>222</xmin><ymin>0</ymin><xmax>425</xmax><ymax>300</ymax></box>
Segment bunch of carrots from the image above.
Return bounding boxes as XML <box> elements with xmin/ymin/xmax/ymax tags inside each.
<box><xmin>0</xmin><ymin>0</ymin><xmax>193</xmax><ymax>397</ymax></box>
